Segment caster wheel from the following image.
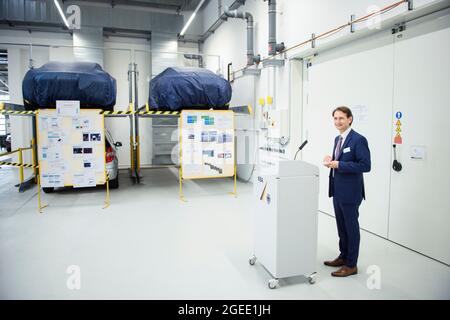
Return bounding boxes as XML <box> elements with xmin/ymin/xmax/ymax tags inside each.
<box><xmin>268</xmin><ymin>279</ymin><xmax>279</xmax><ymax>289</ymax></box>
<box><xmin>308</xmin><ymin>273</ymin><xmax>316</xmax><ymax>285</ymax></box>
<box><xmin>249</xmin><ymin>255</ymin><xmax>256</xmax><ymax>266</ymax></box>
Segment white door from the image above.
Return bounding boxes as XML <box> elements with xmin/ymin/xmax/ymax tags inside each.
<box><xmin>388</xmin><ymin>14</ymin><xmax>450</xmax><ymax>265</ymax></box>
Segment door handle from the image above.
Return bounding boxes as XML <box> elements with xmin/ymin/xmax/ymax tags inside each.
<box><xmin>392</xmin><ymin>144</ymin><xmax>402</xmax><ymax>172</ymax></box>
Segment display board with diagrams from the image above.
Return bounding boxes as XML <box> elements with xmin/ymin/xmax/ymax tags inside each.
<box><xmin>36</xmin><ymin>103</ymin><xmax>106</xmax><ymax>189</ymax></box>
<box><xmin>180</xmin><ymin>110</ymin><xmax>235</xmax><ymax>179</ymax></box>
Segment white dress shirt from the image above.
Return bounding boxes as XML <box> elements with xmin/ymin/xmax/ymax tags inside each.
<box><xmin>333</xmin><ymin>127</ymin><xmax>352</xmax><ymax>176</ymax></box>
<box><xmin>339</xmin><ymin>126</ymin><xmax>352</xmax><ymax>151</ymax></box>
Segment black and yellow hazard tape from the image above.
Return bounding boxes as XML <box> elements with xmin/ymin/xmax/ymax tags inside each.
<box><xmin>101</xmin><ymin>110</ymin><xmax>180</xmax><ymax>116</ymax></box>
<box><xmin>100</xmin><ymin>110</ymin><xmax>135</xmax><ymax>115</ymax></box>
<box><xmin>0</xmin><ymin>110</ymin><xmax>36</xmax><ymax>115</ymax></box>
<box><xmin>0</xmin><ymin>161</ymin><xmax>38</xmax><ymax>169</ymax></box>
<box><xmin>138</xmin><ymin>110</ymin><xmax>180</xmax><ymax>116</ymax></box>
<box><xmin>0</xmin><ymin>109</ymin><xmax>180</xmax><ymax>116</ymax></box>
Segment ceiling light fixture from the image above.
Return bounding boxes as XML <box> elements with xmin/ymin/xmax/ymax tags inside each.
<box><xmin>53</xmin><ymin>0</ymin><xmax>70</xmax><ymax>29</ymax></box>
<box><xmin>179</xmin><ymin>0</ymin><xmax>206</xmax><ymax>37</ymax></box>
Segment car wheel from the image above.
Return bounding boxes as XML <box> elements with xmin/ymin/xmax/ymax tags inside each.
<box><xmin>42</xmin><ymin>187</ymin><xmax>54</xmax><ymax>193</ymax></box>
<box><xmin>108</xmin><ymin>176</ymin><xmax>119</xmax><ymax>189</ymax></box>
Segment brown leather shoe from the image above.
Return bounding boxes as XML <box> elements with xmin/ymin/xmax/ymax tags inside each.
<box><xmin>324</xmin><ymin>257</ymin><xmax>345</xmax><ymax>267</ymax></box>
<box><xmin>331</xmin><ymin>266</ymin><xmax>358</xmax><ymax>277</ymax></box>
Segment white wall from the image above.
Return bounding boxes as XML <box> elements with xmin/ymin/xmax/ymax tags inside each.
<box><xmin>201</xmin><ymin>0</ymin><xmax>438</xmax><ymax>152</ymax></box>
<box><xmin>73</xmin><ymin>27</ymin><xmax>104</xmax><ymax>67</ymax></box>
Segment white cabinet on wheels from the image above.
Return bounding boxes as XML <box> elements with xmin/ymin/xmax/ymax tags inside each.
<box><xmin>251</xmin><ymin>159</ymin><xmax>319</xmax><ymax>289</ymax></box>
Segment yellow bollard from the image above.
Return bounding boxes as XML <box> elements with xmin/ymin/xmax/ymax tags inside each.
<box><xmin>179</xmin><ymin>167</ymin><xmax>186</xmax><ymax>202</ymax></box>
<box><xmin>18</xmin><ymin>148</ymin><xmax>24</xmax><ymax>183</ymax></box>
<box><xmin>37</xmin><ymin>173</ymin><xmax>48</xmax><ymax>213</ymax></box>
<box><xmin>37</xmin><ymin>174</ymin><xmax>42</xmax><ymax>213</ymax></box>
<box><xmin>103</xmin><ymin>176</ymin><xmax>110</xmax><ymax>209</ymax></box>
<box><xmin>31</xmin><ymin>138</ymin><xmax>37</xmax><ymax>182</ymax></box>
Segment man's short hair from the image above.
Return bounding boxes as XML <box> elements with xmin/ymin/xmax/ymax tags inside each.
<box><xmin>332</xmin><ymin>106</ymin><xmax>353</xmax><ymax>125</ymax></box>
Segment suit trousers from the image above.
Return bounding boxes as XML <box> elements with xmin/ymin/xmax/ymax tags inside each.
<box><xmin>333</xmin><ymin>197</ymin><xmax>361</xmax><ymax>268</ymax></box>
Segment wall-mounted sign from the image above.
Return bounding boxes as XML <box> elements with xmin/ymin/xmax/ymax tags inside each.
<box><xmin>394</xmin><ymin>112</ymin><xmax>403</xmax><ymax>145</ymax></box>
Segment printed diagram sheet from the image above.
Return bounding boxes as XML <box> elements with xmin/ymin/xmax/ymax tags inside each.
<box><xmin>37</xmin><ymin>104</ymin><xmax>106</xmax><ymax>188</ymax></box>
<box><xmin>181</xmin><ymin>110</ymin><xmax>235</xmax><ymax>179</ymax></box>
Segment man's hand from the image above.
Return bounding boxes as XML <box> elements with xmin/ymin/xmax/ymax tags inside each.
<box><xmin>326</xmin><ymin>161</ymin><xmax>339</xmax><ymax>169</ymax></box>
<box><xmin>323</xmin><ymin>155</ymin><xmax>332</xmax><ymax>167</ymax></box>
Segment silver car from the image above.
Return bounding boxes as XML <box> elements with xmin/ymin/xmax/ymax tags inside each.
<box><xmin>42</xmin><ymin>130</ymin><xmax>121</xmax><ymax>193</ymax></box>
<box><xmin>105</xmin><ymin>129</ymin><xmax>121</xmax><ymax>189</ymax></box>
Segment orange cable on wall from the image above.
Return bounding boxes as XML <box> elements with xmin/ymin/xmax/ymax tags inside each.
<box><xmin>233</xmin><ymin>0</ymin><xmax>408</xmax><ymax>75</ymax></box>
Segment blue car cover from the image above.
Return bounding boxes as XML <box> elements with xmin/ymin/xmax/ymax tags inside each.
<box><xmin>22</xmin><ymin>61</ymin><xmax>117</xmax><ymax>111</ymax></box>
<box><xmin>149</xmin><ymin>67</ymin><xmax>231</xmax><ymax>110</ymax></box>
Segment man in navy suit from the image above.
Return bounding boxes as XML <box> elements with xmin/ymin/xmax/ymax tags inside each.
<box><xmin>323</xmin><ymin>106</ymin><xmax>371</xmax><ymax>277</ymax></box>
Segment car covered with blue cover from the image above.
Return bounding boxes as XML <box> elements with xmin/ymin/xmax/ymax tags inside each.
<box><xmin>149</xmin><ymin>67</ymin><xmax>231</xmax><ymax>111</ymax></box>
<box><xmin>22</xmin><ymin>61</ymin><xmax>116</xmax><ymax>111</ymax></box>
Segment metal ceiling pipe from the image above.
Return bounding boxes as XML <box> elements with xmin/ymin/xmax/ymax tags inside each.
<box><xmin>268</xmin><ymin>0</ymin><xmax>285</xmax><ymax>55</ymax></box>
<box><xmin>224</xmin><ymin>7</ymin><xmax>261</xmax><ymax>66</ymax></box>
<box><xmin>184</xmin><ymin>54</ymin><xmax>204</xmax><ymax>67</ymax></box>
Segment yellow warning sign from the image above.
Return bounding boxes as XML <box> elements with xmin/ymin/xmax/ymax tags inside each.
<box><xmin>394</xmin><ymin>115</ymin><xmax>403</xmax><ymax>145</ymax></box>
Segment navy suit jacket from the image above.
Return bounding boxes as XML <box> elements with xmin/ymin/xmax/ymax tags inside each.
<box><xmin>328</xmin><ymin>129</ymin><xmax>371</xmax><ymax>204</ymax></box>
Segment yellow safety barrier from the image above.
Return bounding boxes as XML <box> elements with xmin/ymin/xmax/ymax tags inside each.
<box><xmin>103</xmin><ymin>175</ymin><xmax>110</xmax><ymax>209</ymax></box>
<box><xmin>0</xmin><ymin>157</ymin><xmax>45</xmax><ymax>214</ymax></box>
<box><xmin>0</xmin><ymin>161</ymin><xmax>37</xmax><ymax>168</ymax></box>
<box><xmin>100</xmin><ymin>110</ymin><xmax>135</xmax><ymax>115</ymax></box>
<box><xmin>0</xmin><ymin>110</ymin><xmax>36</xmax><ymax>115</ymax></box>
<box><xmin>0</xmin><ymin>108</ymin><xmax>180</xmax><ymax>117</ymax></box>
<box><xmin>36</xmin><ymin>174</ymin><xmax>48</xmax><ymax>214</ymax></box>
<box><xmin>0</xmin><ymin>142</ymin><xmax>36</xmax><ymax>184</ymax></box>
<box><xmin>31</xmin><ymin>138</ymin><xmax>37</xmax><ymax>182</ymax></box>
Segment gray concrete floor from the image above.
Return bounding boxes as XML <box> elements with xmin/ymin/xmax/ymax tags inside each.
<box><xmin>0</xmin><ymin>167</ymin><xmax>449</xmax><ymax>299</ymax></box>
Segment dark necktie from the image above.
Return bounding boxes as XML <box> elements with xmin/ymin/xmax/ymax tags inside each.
<box><xmin>335</xmin><ymin>136</ymin><xmax>343</xmax><ymax>159</ymax></box>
